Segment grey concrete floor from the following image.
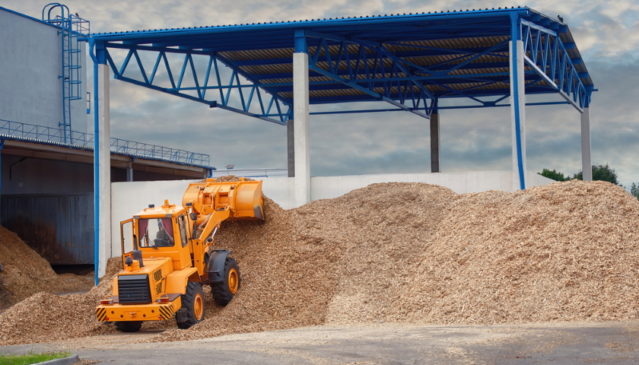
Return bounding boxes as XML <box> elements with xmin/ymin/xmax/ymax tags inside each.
<box><xmin>1</xmin><ymin>321</ymin><xmax>638</xmax><ymax>364</ymax></box>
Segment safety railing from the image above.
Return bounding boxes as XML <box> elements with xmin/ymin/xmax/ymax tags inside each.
<box><xmin>0</xmin><ymin>119</ymin><xmax>210</xmax><ymax>166</ymax></box>
<box><xmin>212</xmin><ymin>168</ymin><xmax>288</xmax><ymax>178</ymax></box>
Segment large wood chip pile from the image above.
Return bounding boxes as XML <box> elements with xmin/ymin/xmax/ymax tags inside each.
<box><xmin>1</xmin><ymin>180</ymin><xmax>637</xmax><ymax>345</ymax></box>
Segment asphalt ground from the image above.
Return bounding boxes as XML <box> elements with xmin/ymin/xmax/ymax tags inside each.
<box><xmin>1</xmin><ymin>321</ymin><xmax>638</xmax><ymax>364</ymax></box>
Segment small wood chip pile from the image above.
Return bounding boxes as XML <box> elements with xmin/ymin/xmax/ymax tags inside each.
<box><xmin>1</xmin><ymin>180</ymin><xmax>638</xmax><ymax>346</ymax></box>
<box><xmin>0</xmin><ymin>226</ymin><xmax>92</xmax><ymax>309</ymax></box>
<box><xmin>0</xmin><ymin>257</ymin><xmax>119</xmax><ymax>345</ymax></box>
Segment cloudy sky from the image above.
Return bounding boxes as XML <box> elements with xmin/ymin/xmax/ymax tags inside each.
<box><xmin>3</xmin><ymin>0</ymin><xmax>639</xmax><ymax>185</ymax></box>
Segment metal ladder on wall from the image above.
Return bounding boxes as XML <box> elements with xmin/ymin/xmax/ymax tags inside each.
<box><xmin>42</xmin><ymin>3</ymin><xmax>90</xmax><ymax>144</ymax></box>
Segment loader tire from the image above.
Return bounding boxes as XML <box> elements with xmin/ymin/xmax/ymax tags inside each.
<box><xmin>115</xmin><ymin>321</ymin><xmax>142</xmax><ymax>332</ymax></box>
<box><xmin>212</xmin><ymin>257</ymin><xmax>240</xmax><ymax>306</ymax></box>
<box><xmin>176</xmin><ymin>282</ymin><xmax>205</xmax><ymax>329</ymax></box>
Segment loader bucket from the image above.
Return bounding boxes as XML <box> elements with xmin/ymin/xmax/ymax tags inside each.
<box><xmin>182</xmin><ymin>178</ymin><xmax>264</xmax><ymax>220</ymax></box>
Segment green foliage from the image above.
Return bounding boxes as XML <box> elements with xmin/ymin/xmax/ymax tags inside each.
<box><xmin>574</xmin><ymin>164</ymin><xmax>619</xmax><ymax>185</ymax></box>
<box><xmin>0</xmin><ymin>353</ymin><xmax>69</xmax><ymax>365</ymax></box>
<box><xmin>540</xmin><ymin>164</ymin><xmax>620</xmax><ymax>185</ymax></box>
<box><xmin>631</xmin><ymin>183</ymin><xmax>639</xmax><ymax>200</ymax></box>
<box><xmin>539</xmin><ymin>168</ymin><xmax>569</xmax><ymax>182</ymax></box>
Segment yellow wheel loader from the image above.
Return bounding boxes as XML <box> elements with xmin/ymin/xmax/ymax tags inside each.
<box><xmin>96</xmin><ymin>178</ymin><xmax>264</xmax><ymax>332</ymax></box>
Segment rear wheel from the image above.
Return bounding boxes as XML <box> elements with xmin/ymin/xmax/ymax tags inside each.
<box><xmin>212</xmin><ymin>257</ymin><xmax>240</xmax><ymax>306</ymax></box>
<box><xmin>115</xmin><ymin>321</ymin><xmax>142</xmax><ymax>332</ymax></box>
<box><xmin>176</xmin><ymin>282</ymin><xmax>204</xmax><ymax>329</ymax></box>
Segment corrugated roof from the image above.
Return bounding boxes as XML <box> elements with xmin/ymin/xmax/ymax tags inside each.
<box><xmin>92</xmin><ymin>6</ymin><xmax>593</xmax><ymax>106</ymax></box>
<box><xmin>93</xmin><ymin>7</ymin><xmax>529</xmax><ymax>36</ymax></box>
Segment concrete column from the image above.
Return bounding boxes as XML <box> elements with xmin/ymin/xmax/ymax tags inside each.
<box><xmin>98</xmin><ymin>63</ymin><xmax>111</xmax><ymax>278</ymax></box>
<box><xmin>126</xmin><ymin>160</ymin><xmax>134</xmax><ymax>182</ymax></box>
<box><xmin>430</xmin><ymin>109</ymin><xmax>440</xmax><ymax>173</ymax></box>
<box><xmin>293</xmin><ymin>33</ymin><xmax>310</xmax><ymax>206</ymax></box>
<box><xmin>580</xmin><ymin>107</ymin><xmax>592</xmax><ymax>181</ymax></box>
<box><xmin>287</xmin><ymin>119</ymin><xmax>295</xmax><ymax>177</ymax></box>
<box><xmin>509</xmin><ymin>38</ymin><xmax>527</xmax><ymax>191</ymax></box>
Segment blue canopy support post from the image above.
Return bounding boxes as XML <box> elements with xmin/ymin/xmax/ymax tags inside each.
<box><xmin>430</xmin><ymin>99</ymin><xmax>440</xmax><ymax>173</ymax></box>
<box><xmin>509</xmin><ymin>14</ymin><xmax>527</xmax><ymax>190</ymax></box>
<box><xmin>91</xmin><ymin>39</ymin><xmax>111</xmax><ymax>285</ymax></box>
<box><xmin>293</xmin><ymin>30</ymin><xmax>310</xmax><ymax>206</ymax></box>
<box><xmin>90</xmin><ymin>39</ymin><xmax>100</xmax><ymax>285</ymax></box>
<box><xmin>581</xmin><ymin>105</ymin><xmax>592</xmax><ymax>181</ymax></box>
<box><xmin>0</xmin><ymin>140</ymin><xmax>4</xmax><ymax>222</ymax></box>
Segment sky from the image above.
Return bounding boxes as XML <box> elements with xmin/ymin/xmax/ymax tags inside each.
<box><xmin>2</xmin><ymin>0</ymin><xmax>639</xmax><ymax>185</ymax></box>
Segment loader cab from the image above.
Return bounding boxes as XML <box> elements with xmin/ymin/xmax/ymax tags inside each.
<box><xmin>120</xmin><ymin>200</ymin><xmax>193</xmax><ymax>270</ymax></box>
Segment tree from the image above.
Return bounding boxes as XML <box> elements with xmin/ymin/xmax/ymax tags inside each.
<box><xmin>631</xmin><ymin>183</ymin><xmax>639</xmax><ymax>199</ymax></box>
<box><xmin>574</xmin><ymin>164</ymin><xmax>619</xmax><ymax>185</ymax></box>
<box><xmin>539</xmin><ymin>168</ymin><xmax>569</xmax><ymax>182</ymax></box>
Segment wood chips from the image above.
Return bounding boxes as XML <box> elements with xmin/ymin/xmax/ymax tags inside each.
<box><xmin>0</xmin><ymin>226</ymin><xmax>92</xmax><ymax>310</ymax></box>
<box><xmin>1</xmin><ymin>180</ymin><xmax>638</xmax><ymax>345</ymax></box>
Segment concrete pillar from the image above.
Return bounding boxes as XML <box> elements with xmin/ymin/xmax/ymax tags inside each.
<box><xmin>126</xmin><ymin>160</ymin><xmax>134</xmax><ymax>182</ymax></box>
<box><xmin>98</xmin><ymin>63</ymin><xmax>111</xmax><ymax>278</ymax></box>
<box><xmin>509</xmin><ymin>30</ymin><xmax>527</xmax><ymax>190</ymax></box>
<box><xmin>287</xmin><ymin>119</ymin><xmax>295</xmax><ymax>177</ymax></box>
<box><xmin>580</xmin><ymin>107</ymin><xmax>592</xmax><ymax>181</ymax></box>
<box><xmin>293</xmin><ymin>32</ymin><xmax>310</xmax><ymax>206</ymax></box>
<box><xmin>430</xmin><ymin>109</ymin><xmax>440</xmax><ymax>173</ymax></box>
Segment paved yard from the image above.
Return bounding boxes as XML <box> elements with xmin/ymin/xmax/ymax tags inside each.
<box><xmin>1</xmin><ymin>321</ymin><xmax>638</xmax><ymax>364</ymax></box>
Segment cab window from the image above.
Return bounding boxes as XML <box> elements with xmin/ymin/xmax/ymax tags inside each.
<box><xmin>138</xmin><ymin>218</ymin><xmax>175</xmax><ymax>247</ymax></box>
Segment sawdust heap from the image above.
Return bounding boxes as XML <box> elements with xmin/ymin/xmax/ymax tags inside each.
<box><xmin>0</xmin><ymin>226</ymin><xmax>92</xmax><ymax>309</ymax></box>
<box><xmin>1</xmin><ymin>180</ymin><xmax>638</xmax><ymax>345</ymax></box>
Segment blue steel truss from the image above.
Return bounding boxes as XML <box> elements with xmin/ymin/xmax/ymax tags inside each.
<box><xmin>520</xmin><ymin>20</ymin><xmax>590</xmax><ymax>110</ymax></box>
<box><xmin>102</xmin><ymin>46</ymin><xmax>292</xmax><ymax>125</ymax></box>
<box><xmin>303</xmin><ymin>31</ymin><xmax>438</xmax><ymax>118</ymax></box>
<box><xmin>91</xmin><ymin>7</ymin><xmax>594</xmax><ymax>121</ymax></box>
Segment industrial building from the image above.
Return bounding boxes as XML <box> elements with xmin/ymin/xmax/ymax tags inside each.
<box><xmin>0</xmin><ymin>6</ymin><xmax>213</xmax><ymax>267</ymax></box>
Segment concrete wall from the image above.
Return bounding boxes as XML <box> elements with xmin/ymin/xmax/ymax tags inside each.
<box><xmin>0</xmin><ymin>9</ymin><xmax>87</xmax><ymax>132</ymax></box>
<box><xmin>107</xmin><ymin>171</ymin><xmax>553</xmax><ymax>273</ymax></box>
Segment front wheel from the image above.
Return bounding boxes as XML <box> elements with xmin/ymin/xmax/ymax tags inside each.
<box><xmin>212</xmin><ymin>257</ymin><xmax>240</xmax><ymax>306</ymax></box>
<box><xmin>115</xmin><ymin>321</ymin><xmax>142</xmax><ymax>332</ymax></box>
<box><xmin>176</xmin><ymin>282</ymin><xmax>205</xmax><ymax>329</ymax></box>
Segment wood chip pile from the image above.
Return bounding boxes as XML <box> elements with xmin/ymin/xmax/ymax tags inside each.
<box><xmin>1</xmin><ymin>180</ymin><xmax>638</xmax><ymax>345</ymax></box>
<box><xmin>0</xmin><ymin>258</ymin><xmax>119</xmax><ymax>345</ymax></box>
<box><xmin>0</xmin><ymin>226</ymin><xmax>92</xmax><ymax>310</ymax></box>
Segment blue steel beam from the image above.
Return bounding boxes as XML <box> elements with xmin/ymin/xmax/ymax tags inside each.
<box><xmin>309</xmin><ymin>101</ymin><xmax>572</xmax><ymax>115</ymax></box>
<box><xmin>510</xmin><ymin>14</ymin><xmax>526</xmax><ymax>190</ymax></box>
<box><xmin>102</xmin><ymin>44</ymin><xmax>292</xmax><ymax>125</ymax></box>
<box><xmin>89</xmin><ymin>38</ymin><xmax>101</xmax><ymax>286</ymax></box>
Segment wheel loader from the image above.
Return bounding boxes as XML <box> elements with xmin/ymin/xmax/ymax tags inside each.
<box><xmin>96</xmin><ymin>178</ymin><xmax>264</xmax><ymax>332</ymax></box>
